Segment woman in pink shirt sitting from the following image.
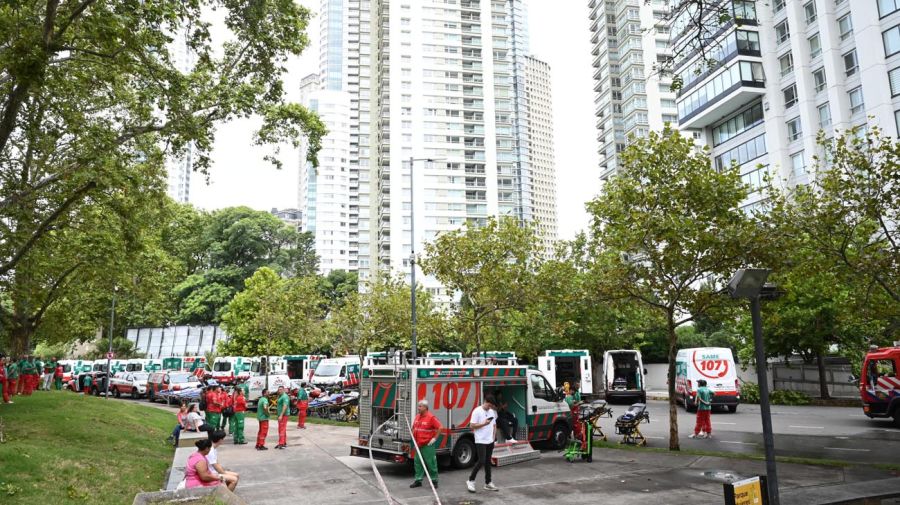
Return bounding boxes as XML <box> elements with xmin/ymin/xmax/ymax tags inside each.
<box><xmin>184</xmin><ymin>439</ymin><xmax>224</xmax><ymax>489</ymax></box>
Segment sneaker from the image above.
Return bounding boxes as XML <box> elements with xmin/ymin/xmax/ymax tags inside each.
<box><xmin>257</xmin><ymin>446</ymin><xmax>268</xmax><ymax>451</ymax></box>
<box><xmin>410</xmin><ymin>481</ymin><xmax>422</xmax><ymax>488</ymax></box>
<box><xmin>507</xmin><ymin>438</ymin><xmax>517</xmax><ymax>443</ymax></box>
<box><xmin>688</xmin><ymin>434</ymin><xmax>698</xmax><ymax>439</ymax></box>
<box><xmin>484</xmin><ymin>483</ymin><xmax>499</xmax><ymax>491</ymax></box>
<box><xmin>466</xmin><ymin>480</ymin><xmax>476</xmax><ymax>493</ymax></box>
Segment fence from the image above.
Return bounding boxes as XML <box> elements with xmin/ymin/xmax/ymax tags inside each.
<box><xmin>772</xmin><ymin>362</ymin><xmax>858</xmax><ymax>398</ymax></box>
<box><xmin>126</xmin><ymin>326</ymin><xmax>230</xmax><ymax>358</ymax></box>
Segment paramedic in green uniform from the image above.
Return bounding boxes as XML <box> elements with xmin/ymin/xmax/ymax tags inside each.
<box><xmin>255</xmin><ymin>389</ymin><xmax>270</xmax><ymax>450</ymax></box>
<box><xmin>275</xmin><ymin>386</ymin><xmax>290</xmax><ymax>449</ymax></box>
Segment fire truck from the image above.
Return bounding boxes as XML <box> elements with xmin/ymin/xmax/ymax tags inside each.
<box><xmin>350</xmin><ymin>356</ymin><xmax>573</xmax><ymax>468</ymax></box>
<box><xmin>859</xmin><ymin>343</ymin><xmax>900</xmax><ymax>428</ymax></box>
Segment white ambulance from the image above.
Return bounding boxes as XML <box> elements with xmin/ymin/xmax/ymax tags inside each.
<box><xmin>601</xmin><ymin>350</ymin><xmax>647</xmax><ymax>403</ymax></box>
<box><xmin>675</xmin><ymin>347</ymin><xmax>740</xmax><ymax>412</ymax></box>
<box><xmin>539</xmin><ymin>349</ymin><xmax>594</xmax><ymax>395</ymax></box>
<box><xmin>211</xmin><ymin>356</ymin><xmax>252</xmax><ymax>384</ymax></box>
<box><xmin>312</xmin><ymin>356</ymin><xmax>362</xmax><ymax>388</ymax></box>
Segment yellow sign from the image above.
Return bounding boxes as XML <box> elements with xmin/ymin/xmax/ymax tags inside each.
<box><xmin>732</xmin><ymin>477</ymin><xmax>764</xmax><ymax>505</ymax></box>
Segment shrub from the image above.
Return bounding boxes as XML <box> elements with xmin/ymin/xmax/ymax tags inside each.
<box><xmin>769</xmin><ymin>390</ymin><xmax>811</xmax><ymax>406</ymax></box>
<box><xmin>740</xmin><ymin>381</ymin><xmax>760</xmax><ymax>403</ymax></box>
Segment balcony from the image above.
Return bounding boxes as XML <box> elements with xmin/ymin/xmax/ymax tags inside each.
<box><xmin>677</xmin><ymin>61</ymin><xmax>765</xmax><ymax>129</ymax></box>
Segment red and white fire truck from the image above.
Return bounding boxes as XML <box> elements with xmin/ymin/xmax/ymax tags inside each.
<box><xmin>860</xmin><ymin>344</ymin><xmax>900</xmax><ymax>428</ymax></box>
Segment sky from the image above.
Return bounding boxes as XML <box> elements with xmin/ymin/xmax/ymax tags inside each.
<box><xmin>191</xmin><ymin>1</ymin><xmax>600</xmax><ymax>241</ymax></box>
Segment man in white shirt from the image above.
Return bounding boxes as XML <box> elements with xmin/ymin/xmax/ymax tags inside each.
<box><xmin>466</xmin><ymin>395</ymin><xmax>499</xmax><ymax>493</ymax></box>
<box><xmin>208</xmin><ymin>430</ymin><xmax>240</xmax><ymax>491</ymax></box>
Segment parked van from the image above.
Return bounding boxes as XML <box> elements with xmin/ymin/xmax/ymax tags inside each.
<box><xmin>244</xmin><ymin>374</ymin><xmax>292</xmax><ymax>408</ymax></box>
<box><xmin>250</xmin><ymin>356</ymin><xmax>285</xmax><ymax>377</ymax></box>
<box><xmin>125</xmin><ymin>359</ymin><xmax>162</xmax><ymax>373</ymax></box>
<box><xmin>601</xmin><ymin>350</ymin><xmax>646</xmax><ymax>403</ymax></box>
<box><xmin>675</xmin><ymin>347</ymin><xmax>740</xmax><ymax>412</ymax></box>
<box><xmin>211</xmin><ymin>357</ymin><xmax>252</xmax><ymax>384</ymax></box>
<box><xmin>539</xmin><ymin>350</ymin><xmax>594</xmax><ymax>395</ymax></box>
<box><xmin>312</xmin><ymin>356</ymin><xmax>361</xmax><ymax>388</ymax></box>
<box><xmin>859</xmin><ymin>344</ymin><xmax>900</xmax><ymax>427</ymax></box>
<box><xmin>182</xmin><ymin>356</ymin><xmax>206</xmax><ymax>373</ymax></box>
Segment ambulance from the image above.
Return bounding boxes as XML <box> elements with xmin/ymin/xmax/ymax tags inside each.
<box><xmin>675</xmin><ymin>347</ymin><xmax>740</xmax><ymax>412</ymax></box>
<box><xmin>125</xmin><ymin>359</ymin><xmax>162</xmax><ymax>373</ymax></box>
<box><xmin>859</xmin><ymin>343</ymin><xmax>900</xmax><ymax>428</ymax></box>
<box><xmin>182</xmin><ymin>356</ymin><xmax>207</xmax><ymax>374</ymax></box>
<box><xmin>350</xmin><ymin>357</ymin><xmax>573</xmax><ymax>468</ymax></box>
<box><xmin>211</xmin><ymin>357</ymin><xmax>252</xmax><ymax>384</ymax></box>
<box><xmin>539</xmin><ymin>349</ymin><xmax>594</xmax><ymax>395</ymax></box>
<box><xmin>283</xmin><ymin>354</ymin><xmax>325</xmax><ymax>382</ymax></box>
<box><xmin>312</xmin><ymin>356</ymin><xmax>362</xmax><ymax>388</ymax></box>
<box><xmin>601</xmin><ymin>349</ymin><xmax>646</xmax><ymax>403</ymax></box>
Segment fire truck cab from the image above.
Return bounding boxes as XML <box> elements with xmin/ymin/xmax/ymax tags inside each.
<box><xmin>351</xmin><ymin>358</ymin><xmax>572</xmax><ymax>468</ymax></box>
<box><xmin>860</xmin><ymin>344</ymin><xmax>900</xmax><ymax>428</ymax></box>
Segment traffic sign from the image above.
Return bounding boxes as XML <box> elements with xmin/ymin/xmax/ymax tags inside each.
<box><xmin>106</xmin><ymin>352</ymin><xmax>115</xmax><ymax>359</ymax></box>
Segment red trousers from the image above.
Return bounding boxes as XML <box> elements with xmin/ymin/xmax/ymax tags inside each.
<box><xmin>694</xmin><ymin>410</ymin><xmax>712</xmax><ymax>435</ymax></box>
<box><xmin>278</xmin><ymin>416</ymin><xmax>288</xmax><ymax>445</ymax></box>
<box><xmin>3</xmin><ymin>379</ymin><xmax>14</xmax><ymax>402</ymax></box>
<box><xmin>256</xmin><ymin>420</ymin><xmax>269</xmax><ymax>447</ymax></box>
<box><xmin>16</xmin><ymin>377</ymin><xmax>24</xmax><ymax>395</ymax></box>
<box><xmin>23</xmin><ymin>375</ymin><xmax>34</xmax><ymax>395</ymax></box>
<box><xmin>296</xmin><ymin>401</ymin><xmax>308</xmax><ymax>428</ymax></box>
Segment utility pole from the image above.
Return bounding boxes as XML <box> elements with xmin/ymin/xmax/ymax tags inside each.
<box><xmin>105</xmin><ymin>286</ymin><xmax>118</xmax><ymax>399</ymax></box>
<box><xmin>409</xmin><ymin>156</ymin><xmax>418</xmax><ymax>362</ymax></box>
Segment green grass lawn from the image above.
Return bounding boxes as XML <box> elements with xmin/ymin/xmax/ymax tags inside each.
<box><xmin>0</xmin><ymin>391</ymin><xmax>176</xmax><ymax>504</ymax></box>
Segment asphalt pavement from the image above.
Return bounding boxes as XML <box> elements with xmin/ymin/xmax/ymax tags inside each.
<box><xmin>615</xmin><ymin>400</ymin><xmax>900</xmax><ymax>465</ymax></box>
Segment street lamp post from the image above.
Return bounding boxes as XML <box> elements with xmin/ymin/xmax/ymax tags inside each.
<box><xmin>105</xmin><ymin>286</ymin><xmax>118</xmax><ymax>400</ymax></box>
<box><xmin>407</xmin><ymin>156</ymin><xmax>442</xmax><ymax>362</ymax></box>
<box><xmin>728</xmin><ymin>268</ymin><xmax>779</xmax><ymax>505</ymax></box>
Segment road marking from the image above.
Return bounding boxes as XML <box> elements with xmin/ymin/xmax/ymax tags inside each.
<box><xmin>834</xmin><ymin>436</ymin><xmax>849</xmax><ymax>440</ymax></box>
<box><xmin>824</xmin><ymin>447</ymin><xmax>870</xmax><ymax>452</ymax></box>
<box><xmin>789</xmin><ymin>426</ymin><xmax>824</xmax><ymax>429</ymax></box>
<box><xmin>716</xmin><ymin>422</ymin><xmax>737</xmax><ymax>425</ymax></box>
<box><xmin>645</xmin><ymin>436</ymin><xmax>665</xmax><ymax>439</ymax></box>
<box><xmin>720</xmin><ymin>441</ymin><xmax>756</xmax><ymax>445</ymax></box>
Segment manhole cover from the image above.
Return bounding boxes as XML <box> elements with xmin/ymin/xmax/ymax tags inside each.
<box><xmin>702</xmin><ymin>470</ymin><xmax>743</xmax><ymax>483</ymax></box>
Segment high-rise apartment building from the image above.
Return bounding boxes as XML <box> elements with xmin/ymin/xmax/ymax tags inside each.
<box><xmin>165</xmin><ymin>29</ymin><xmax>196</xmax><ymax>203</ymax></box>
<box><xmin>298</xmin><ymin>74</ymin><xmax>354</xmax><ymax>274</ymax></box>
<box><xmin>300</xmin><ymin>0</ymin><xmax>557</xmax><ymax>289</ymax></box>
<box><xmin>525</xmin><ymin>56</ymin><xmax>558</xmax><ymax>250</ymax></box>
<box><xmin>588</xmin><ymin>0</ymin><xmax>679</xmax><ymax>182</ymax></box>
<box><xmin>671</xmin><ymin>0</ymin><xmax>900</xmax><ymax>209</ymax></box>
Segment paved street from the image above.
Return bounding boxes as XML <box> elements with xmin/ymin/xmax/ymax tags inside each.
<box><xmin>215</xmin><ymin>419</ymin><xmax>898</xmax><ymax>505</ymax></box>
<box><xmin>618</xmin><ymin>400</ymin><xmax>900</xmax><ymax>464</ymax></box>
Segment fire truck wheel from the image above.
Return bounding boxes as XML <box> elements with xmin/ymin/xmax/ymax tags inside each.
<box><xmin>549</xmin><ymin>422</ymin><xmax>571</xmax><ymax>450</ymax></box>
<box><xmin>451</xmin><ymin>438</ymin><xmax>476</xmax><ymax>469</ymax></box>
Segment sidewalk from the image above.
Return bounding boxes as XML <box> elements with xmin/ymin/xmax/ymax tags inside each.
<box><xmin>210</xmin><ymin>418</ymin><xmax>898</xmax><ymax>505</ymax></box>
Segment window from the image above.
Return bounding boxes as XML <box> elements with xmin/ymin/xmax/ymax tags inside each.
<box><xmin>818</xmin><ymin>103</ymin><xmax>832</xmax><ymax>127</ymax></box>
<box><xmin>779</xmin><ymin>53</ymin><xmax>794</xmax><ymax>76</ymax></box>
<box><xmin>733</xmin><ymin>0</ymin><xmax>757</xmax><ymax>21</ymax></box>
<box><xmin>737</xmin><ymin>30</ymin><xmax>761</xmax><ymax>53</ymax></box>
<box><xmin>791</xmin><ymin>151</ymin><xmax>806</xmax><ymax>176</ymax></box>
<box><xmin>895</xmin><ymin>110</ymin><xmax>900</xmax><ymax>136</ymax></box>
<box><xmin>865</xmin><ymin>360</ymin><xmax>897</xmax><ymax>390</ymax></box>
<box><xmin>776</xmin><ymin>20</ymin><xmax>790</xmax><ymax>44</ymax></box>
<box><xmin>838</xmin><ymin>14</ymin><xmax>853</xmax><ymax>40</ymax></box>
<box><xmin>773</xmin><ymin>0</ymin><xmax>785</xmax><ymax>12</ymax></box>
<box><xmin>712</xmin><ymin>101</ymin><xmax>765</xmax><ymax>146</ymax></box>
<box><xmin>787</xmin><ymin>117</ymin><xmax>802</xmax><ymax>141</ymax></box>
<box><xmin>809</xmin><ymin>34</ymin><xmax>822</xmax><ymax>58</ymax></box>
<box><xmin>879</xmin><ymin>0</ymin><xmax>900</xmax><ymax>17</ymax></box>
<box><xmin>804</xmin><ymin>1</ymin><xmax>817</xmax><ymax>23</ymax></box>
<box><xmin>783</xmin><ymin>84</ymin><xmax>798</xmax><ymax>109</ymax></box>
<box><xmin>530</xmin><ymin>374</ymin><xmax>554</xmax><ymax>401</ymax></box>
<box><xmin>890</xmin><ymin>67</ymin><xmax>900</xmax><ymax>96</ymax></box>
<box><xmin>813</xmin><ymin>68</ymin><xmax>827</xmax><ymax>93</ymax></box>
<box><xmin>742</xmin><ymin>165</ymin><xmax>769</xmax><ymax>192</ymax></box>
<box><xmin>714</xmin><ymin>134</ymin><xmax>767</xmax><ymax>170</ymax></box>
<box><xmin>848</xmin><ymin>87</ymin><xmax>865</xmax><ymax>114</ymax></box>
<box><xmin>844</xmin><ymin>50</ymin><xmax>858</xmax><ymax>76</ymax></box>
<box><xmin>884</xmin><ymin>25</ymin><xmax>900</xmax><ymax>56</ymax></box>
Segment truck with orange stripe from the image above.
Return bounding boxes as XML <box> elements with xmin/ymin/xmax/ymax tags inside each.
<box><xmin>351</xmin><ymin>360</ymin><xmax>572</xmax><ymax>468</ymax></box>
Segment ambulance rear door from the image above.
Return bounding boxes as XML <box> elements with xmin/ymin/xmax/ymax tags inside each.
<box><xmin>580</xmin><ymin>355</ymin><xmax>593</xmax><ymax>394</ymax></box>
<box><xmin>538</xmin><ymin>356</ymin><xmax>556</xmax><ymax>389</ymax></box>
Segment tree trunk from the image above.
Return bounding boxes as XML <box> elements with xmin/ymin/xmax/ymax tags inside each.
<box><xmin>667</xmin><ymin>311</ymin><xmax>680</xmax><ymax>451</ymax></box>
<box><xmin>816</xmin><ymin>350</ymin><xmax>831</xmax><ymax>400</ymax></box>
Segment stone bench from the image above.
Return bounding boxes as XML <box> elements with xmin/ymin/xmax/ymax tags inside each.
<box><xmin>177</xmin><ymin>429</ymin><xmax>207</xmax><ymax>448</ymax></box>
<box><xmin>165</xmin><ymin>447</ymin><xmax>194</xmax><ymax>491</ymax></box>
<box><xmin>134</xmin><ymin>486</ymin><xmax>246</xmax><ymax>505</ymax></box>
<box><xmin>781</xmin><ymin>477</ymin><xmax>900</xmax><ymax>505</ymax></box>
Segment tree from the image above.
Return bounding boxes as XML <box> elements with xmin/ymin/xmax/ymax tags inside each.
<box><xmin>328</xmin><ymin>275</ymin><xmax>448</xmax><ymax>357</ymax></box>
<box><xmin>218</xmin><ymin>267</ymin><xmax>326</xmax><ymax>357</ymax></box>
<box><xmin>318</xmin><ymin>270</ymin><xmax>359</xmax><ymax>314</ymax></box>
<box><xmin>770</xmin><ymin>127</ymin><xmax>899</xmax><ymax>306</ymax></box>
<box><xmin>0</xmin><ymin>0</ymin><xmax>325</xmax><ymax>281</ymax></box>
<box><xmin>172</xmin><ymin>207</ymin><xmax>319</xmax><ymax>324</ymax></box>
<box><xmin>421</xmin><ymin>217</ymin><xmax>539</xmax><ymax>354</ymax></box>
<box><xmin>587</xmin><ymin>127</ymin><xmax>763</xmax><ymax>450</ymax></box>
